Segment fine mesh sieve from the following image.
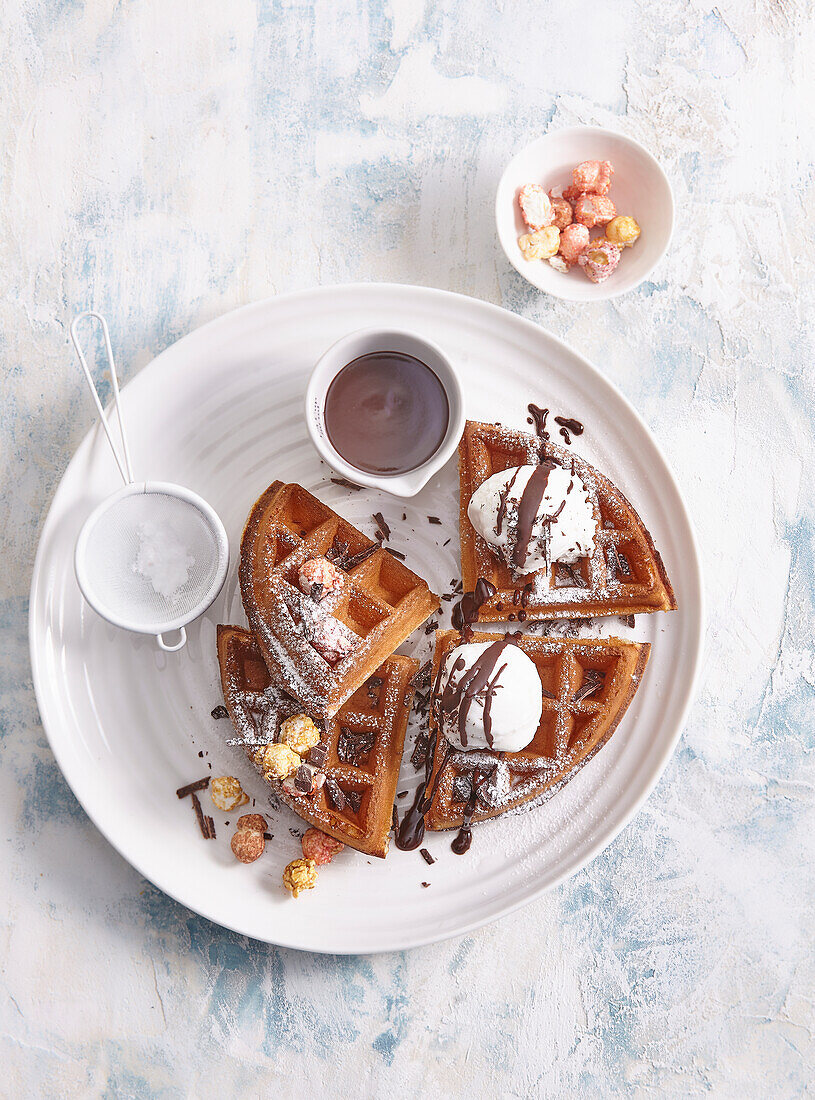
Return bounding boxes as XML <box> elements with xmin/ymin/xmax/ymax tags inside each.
<box><xmin>71</xmin><ymin>312</ymin><xmax>229</xmax><ymax>652</ymax></box>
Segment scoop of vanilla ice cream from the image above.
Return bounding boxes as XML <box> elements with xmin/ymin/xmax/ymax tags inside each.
<box><xmin>439</xmin><ymin>640</ymin><xmax>543</xmax><ymax>753</ymax></box>
<box><xmin>467</xmin><ymin>463</ymin><xmax>595</xmax><ymax>574</ymax></box>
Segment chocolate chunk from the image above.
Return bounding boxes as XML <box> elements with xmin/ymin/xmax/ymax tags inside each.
<box><xmin>452</xmin><ymin>775</ymin><xmax>473</xmax><ymax>803</ymax></box>
<box><xmin>308</xmin><ymin>741</ymin><xmax>329</xmax><ymax>768</ymax></box>
<box><xmin>337</xmin><ymin>727</ymin><xmax>375</xmax><ymax>765</ymax></box>
<box><xmin>619</xmin><ymin>614</ymin><xmax>635</xmax><ymax>628</ymax></box>
<box><xmin>420</xmin><ymin>848</ymin><xmax>435</xmax><ymax>865</ymax></box>
<box><xmin>176</xmin><ymin>777</ymin><xmax>210</xmax><ymax>799</ymax></box>
<box><xmin>324</xmin><ymin>776</ymin><xmax>347</xmax><ymax>811</ymax></box>
<box><xmin>294</xmin><ymin>765</ymin><xmax>313</xmax><ymax>793</ymax></box>
<box><xmin>210</xmin><ymin>705</ymin><xmax>228</xmax><ymax>720</ymax></box>
<box><xmin>345</xmin><ymin>789</ymin><xmax>363</xmax><ymax>813</ymax></box>
<box><xmin>410</xmin><ymin>734</ymin><xmax>429</xmax><ymax>770</ymax></box>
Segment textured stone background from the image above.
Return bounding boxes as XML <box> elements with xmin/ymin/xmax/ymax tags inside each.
<box><xmin>2</xmin><ymin>0</ymin><xmax>813</xmax><ymax>1096</ymax></box>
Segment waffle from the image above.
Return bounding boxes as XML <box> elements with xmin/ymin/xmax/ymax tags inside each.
<box><xmin>217</xmin><ymin>625</ymin><xmax>418</xmax><ymax>858</ymax></box>
<box><xmin>458</xmin><ymin>420</ymin><xmax>676</xmax><ymax>620</ymax></box>
<box><xmin>424</xmin><ymin>629</ymin><xmax>650</xmax><ymax>830</ymax></box>
<box><xmin>239</xmin><ymin>481</ymin><xmax>439</xmax><ymax>717</ymax></box>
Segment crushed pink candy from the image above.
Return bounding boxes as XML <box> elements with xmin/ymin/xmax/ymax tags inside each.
<box><xmin>299</xmin><ymin>556</ymin><xmax>344</xmax><ymax>600</ymax></box>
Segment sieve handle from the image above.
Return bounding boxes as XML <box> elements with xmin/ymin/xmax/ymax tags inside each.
<box><xmin>156</xmin><ymin>627</ymin><xmax>187</xmax><ymax>653</ymax></box>
<box><xmin>70</xmin><ymin>311</ymin><xmax>134</xmax><ymax>485</ymax></box>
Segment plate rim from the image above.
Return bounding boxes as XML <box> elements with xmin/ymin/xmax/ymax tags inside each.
<box><xmin>28</xmin><ymin>282</ymin><xmax>705</xmax><ymax>953</ymax></box>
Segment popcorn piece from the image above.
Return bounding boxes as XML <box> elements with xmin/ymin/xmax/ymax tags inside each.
<box><xmin>518</xmin><ymin>184</ymin><xmax>553</xmax><ymax>230</ymax></box>
<box><xmin>302</xmin><ymin>827</ymin><xmax>344</xmax><ymax>866</ymax></box>
<box><xmin>572</xmin><ymin>160</ymin><xmax>614</xmax><ymax>196</ymax></box>
<box><xmin>548</xmin><ymin>194</ymin><xmax>573</xmax><ymax>230</ymax></box>
<box><xmin>298</xmin><ymin>556</ymin><xmax>344</xmax><ymax>601</ymax></box>
<box><xmin>210</xmin><ymin>776</ymin><xmax>249</xmax><ymax>812</ymax></box>
<box><xmin>262</xmin><ymin>742</ymin><xmax>301</xmax><ymax>781</ymax></box>
<box><xmin>572</xmin><ymin>193</ymin><xmax>616</xmax><ymax>229</ymax></box>
<box><xmin>231</xmin><ymin>827</ymin><xmax>265</xmax><ymax>864</ymax></box>
<box><xmin>283</xmin><ymin>857</ymin><xmax>318</xmax><ymax>898</ymax></box>
<box><xmin>559</xmin><ymin>223</ymin><xmax>591</xmax><ymax>265</ymax></box>
<box><xmin>548</xmin><ymin>255</ymin><xmax>570</xmax><ymax>274</ymax></box>
<box><xmin>301</xmin><ymin>605</ymin><xmax>359</xmax><ymax>665</ymax></box>
<box><xmin>605</xmin><ymin>215</ymin><xmax>641</xmax><ymax>248</ymax></box>
<box><xmin>279</xmin><ymin>713</ymin><xmax>321</xmax><ymax>756</ymax></box>
<box><xmin>579</xmin><ymin>239</ymin><xmax>621</xmax><ymax>283</ymax></box>
<box><xmin>236</xmin><ymin>813</ymin><xmax>268</xmax><ymax>832</ymax></box>
<box><xmin>518</xmin><ymin>226</ymin><xmax>560</xmax><ymax>261</ymax></box>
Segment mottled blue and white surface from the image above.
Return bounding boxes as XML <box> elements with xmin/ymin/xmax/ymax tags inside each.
<box><xmin>2</xmin><ymin>0</ymin><xmax>813</xmax><ymax>1095</ymax></box>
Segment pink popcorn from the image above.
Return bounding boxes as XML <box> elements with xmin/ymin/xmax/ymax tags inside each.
<box><xmin>302</xmin><ymin>827</ymin><xmax>344</xmax><ymax>866</ymax></box>
<box><xmin>578</xmin><ymin>239</ymin><xmax>621</xmax><ymax>283</ymax></box>
<box><xmin>548</xmin><ymin>193</ymin><xmax>573</xmax><ymax>230</ymax></box>
<box><xmin>298</xmin><ymin>556</ymin><xmax>344</xmax><ymax>601</ymax></box>
<box><xmin>572</xmin><ymin>193</ymin><xmax>616</xmax><ymax>229</ymax></box>
<box><xmin>518</xmin><ymin>184</ymin><xmax>553</xmax><ymax>230</ymax></box>
<box><xmin>572</xmin><ymin>160</ymin><xmax>614</xmax><ymax>195</ymax></box>
<box><xmin>558</xmin><ymin>223</ymin><xmax>590</xmax><ymax>265</ymax></box>
<box><xmin>300</xmin><ymin>602</ymin><xmax>358</xmax><ymax>664</ymax></box>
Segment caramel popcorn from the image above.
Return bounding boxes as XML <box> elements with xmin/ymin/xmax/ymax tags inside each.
<box><xmin>210</xmin><ymin>776</ymin><xmax>249</xmax><ymax>812</ymax></box>
<box><xmin>262</xmin><ymin>742</ymin><xmax>301</xmax><ymax>781</ymax></box>
<box><xmin>518</xmin><ymin>226</ymin><xmax>560</xmax><ymax>261</ymax></box>
<box><xmin>605</xmin><ymin>215</ymin><xmax>641</xmax><ymax>248</ymax></box>
<box><xmin>279</xmin><ymin>714</ymin><xmax>321</xmax><ymax>756</ymax></box>
<box><xmin>236</xmin><ymin>813</ymin><xmax>268</xmax><ymax>833</ymax></box>
<box><xmin>282</xmin><ymin>857</ymin><xmax>318</xmax><ymax>898</ymax></box>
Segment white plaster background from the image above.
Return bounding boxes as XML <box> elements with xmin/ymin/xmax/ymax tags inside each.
<box><xmin>1</xmin><ymin>0</ymin><xmax>813</xmax><ymax>1096</ymax></box>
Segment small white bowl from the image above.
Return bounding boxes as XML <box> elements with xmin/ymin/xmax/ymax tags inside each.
<box><xmin>305</xmin><ymin>328</ymin><xmax>466</xmax><ymax>498</ymax></box>
<box><xmin>495</xmin><ymin>126</ymin><xmax>674</xmax><ymax>301</ymax></box>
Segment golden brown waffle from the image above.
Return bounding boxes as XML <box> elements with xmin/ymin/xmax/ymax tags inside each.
<box><xmin>458</xmin><ymin>420</ymin><xmax>677</xmax><ymax>620</ymax></box>
<box><xmin>240</xmin><ymin>481</ymin><xmax>439</xmax><ymax>717</ymax></box>
<box><xmin>424</xmin><ymin>629</ymin><xmax>650</xmax><ymax>830</ymax></box>
<box><xmin>217</xmin><ymin>625</ymin><xmax>418</xmax><ymax>858</ymax></box>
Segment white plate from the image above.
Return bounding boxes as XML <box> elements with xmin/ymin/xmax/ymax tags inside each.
<box><xmin>495</xmin><ymin>126</ymin><xmax>674</xmax><ymax>301</ymax></box>
<box><xmin>29</xmin><ymin>284</ymin><xmax>703</xmax><ymax>954</ymax></box>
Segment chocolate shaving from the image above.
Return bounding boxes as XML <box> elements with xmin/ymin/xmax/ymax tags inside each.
<box><xmin>573</xmin><ymin>669</ymin><xmax>606</xmax><ymax>703</ymax></box>
<box><xmin>345</xmin><ymin>789</ymin><xmax>362</xmax><ymax>813</ymax></box>
<box><xmin>619</xmin><ymin>614</ymin><xmax>636</xmax><ymax>628</ymax></box>
<box><xmin>555</xmin><ymin>562</ymin><xmax>588</xmax><ymax>589</ymax></box>
<box><xmin>210</xmin><ymin>705</ymin><xmax>228</xmax><ymax>720</ymax></box>
<box><xmin>337</xmin><ymin>728</ymin><xmax>375</xmax><ymax>765</ymax></box>
<box><xmin>542</xmin><ymin>688</ymin><xmax>557</xmax><ymax>700</ymax></box>
<box><xmin>326</xmin><ymin>536</ymin><xmax>349</xmax><ymax>564</ymax></box>
<box><xmin>420</xmin><ymin>848</ymin><xmax>435</xmax><ymax>865</ymax></box>
<box><xmin>324</xmin><ymin>776</ymin><xmax>347</xmax><ymax>811</ymax></box>
<box><xmin>385</xmin><ymin>547</ymin><xmax>406</xmax><ymax>561</ymax></box>
<box><xmin>421</xmin><ymin>882</ymin><xmax>430</xmax><ymax>888</ymax></box>
<box><xmin>372</xmin><ymin>512</ymin><xmax>391</xmax><ymax>541</ymax></box>
<box><xmin>289</xmin><ymin>827</ymin><xmax>304</xmax><ymax>839</ymax></box>
<box><xmin>424</xmin><ymin>618</ymin><xmax>439</xmax><ymax>635</ymax></box>
<box><xmin>427</xmin><ymin>516</ymin><xmax>442</xmax><ymax>525</ymax></box>
<box><xmin>443</xmin><ymin>538</ymin><xmax>451</xmax><ymax>547</ymax></box>
<box><xmin>330</xmin><ymin>477</ymin><xmax>362</xmax><ymax>491</ymax></box>
<box><xmin>263</xmin><ymin>832</ymin><xmax>274</xmax><ymax>841</ymax></box>
<box><xmin>397</xmin><ymin>790</ymin><xmax>409</xmax><ymax>799</ymax></box>
<box><xmin>308</xmin><ymin>742</ymin><xmax>329</xmax><ymax>768</ymax></box>
<box><xmin>176</xmin><ymin>777</ymin><xmax>211</xmax><ymax>799</ymax></box>
<box><xmin>342</xmin><ymin>543</ymin><xmax>379</xmax><ymax>570</ymax></box>
<box><xmin>366</xmin><ymin>675</ymin><xmax>383</xmax><ymax>705</ymax></box>
<box><xmin>190</xmin><ymin>793</ymin><xmax>216</xmax><ymax>839</ymax></box>
<box><xmin>410</xmin><ymin>661</ymin><xmax>431</xmax><ymax>688</ymax></box>
<box><xmin>391</xmin><ymin>806</ymin><xmax>399</xmax><ymax>833</ymax></box>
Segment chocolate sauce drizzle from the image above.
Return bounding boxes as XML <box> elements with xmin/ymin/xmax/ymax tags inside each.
<box><xmin>554</xmin><ymin>416</ymin><xmax>584</xmax><ymax>445</ymax></box>
<box><xmin>495</xmin><ymin>467</ymin><xmax>520</xmax><ymax>537</ymax></box>
<box><xmin>511</xmin><ymin>459</ymin><xmax>556</xmax><ymax>570</ymax></box>
<box><xmin>439</xmin><ymin>638</ymin><xmax>515</xmax><ymax>749</ymax></box>
<box><xmin>527</xmin><ymin>404</ymin><xmax>550</xmax><ymax>440</ymax></box>
<box><xmin>452</xmin><ymin>577</ymin><xmax>496</xmax><ymax>640</ymax></box>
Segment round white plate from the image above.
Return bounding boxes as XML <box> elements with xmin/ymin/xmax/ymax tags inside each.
<box><xmin>30</xmin><ymin>284</ymin><xmax>703</xmax><ymax>954</ymax></box>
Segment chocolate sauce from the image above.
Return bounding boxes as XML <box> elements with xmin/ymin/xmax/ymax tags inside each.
<box><xmin>511</xmin><ymin>460</ymin><xmax>556</xmax><ymax>569</ymax></box>
<box><xmin>324</xmin><ymin>352</ymin><xmax>449</xmax><ymax>475</ymax></box>
<box><xmin>452</xmin><ymin>578</ymin><xmax>496</xmax><ymax>640</ymax></box>
<box><xmin>439</xmin><ymin>638</ymin><xmax>516</xmax><ymax>748</ymax></box>
<box><xmin>496</xmin><ymin>467</ymin><xmax>520</xmax><ymax>537</ymax></box>
<box><xmin>554</xmin><ymin>416</ymin><xmax>584</xmax><ymax>445</ymax></box>
<box><xmin>451</xmin><ymin>767</ymin><xmax>497</xmax><ymax>855</ymax></box>
<box><xmin>527</xmin><ymin>404</ymin><xmax>550</xmax><ymax>440</ymax></box>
